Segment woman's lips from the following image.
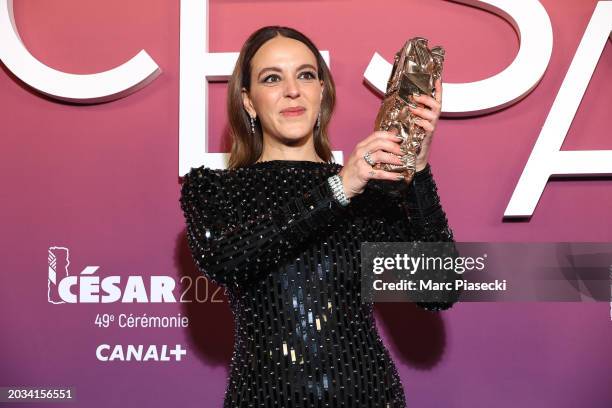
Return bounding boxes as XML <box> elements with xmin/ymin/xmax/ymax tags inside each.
<box><xmin>280</xmin><ymin>107</ymin><xmax>305</xmax><ymax>117</ymax></box>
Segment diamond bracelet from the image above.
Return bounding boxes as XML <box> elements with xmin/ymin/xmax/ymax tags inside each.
<box><xmin>327</xmin><ymin>174</ymin><xmax>350</xmax><ymax>206</ymax></box>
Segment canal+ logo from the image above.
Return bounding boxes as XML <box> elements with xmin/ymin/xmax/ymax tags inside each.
<box><xmin>47</xmin><ymin>246</ymin><xmax>178</xmax><ymax>304</ymax></box>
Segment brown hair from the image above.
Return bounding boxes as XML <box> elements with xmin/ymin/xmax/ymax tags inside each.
<box><xmin>226</xmin><ymin>26</ymin><xmax>336</xmax><ymax>169</ymax></box>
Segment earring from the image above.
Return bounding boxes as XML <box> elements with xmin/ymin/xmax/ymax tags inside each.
<box><xmin>249</xmin><ymin>115</ymin><xmax>255</xmax><ymax>135</ymax></box>
<box><xmin>316</xmin><ymin>112</ymin><xmax>321</xmax><ymax>129</ymax></box>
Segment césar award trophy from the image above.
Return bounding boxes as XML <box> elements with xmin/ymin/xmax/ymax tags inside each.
<box><xmin>367</xmin><ymin>37</ymin><xmax>444</xmax><ymax>197</ymax></box>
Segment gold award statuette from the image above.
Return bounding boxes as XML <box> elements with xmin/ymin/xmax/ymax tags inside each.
<box><xmin>373</xmin><ymin>37</ymin><xmax>444</xmax><ymax>182</ymax></box>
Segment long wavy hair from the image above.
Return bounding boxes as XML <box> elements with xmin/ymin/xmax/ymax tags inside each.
<box><xmin>226</xmin><ymin>26</ymin><xmax>336</xmax><ymax>169</ymax></box>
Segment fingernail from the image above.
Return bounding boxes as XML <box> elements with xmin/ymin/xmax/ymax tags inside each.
<box><xmin>396</xmin><ymin>174</ymin><xmax>405</xmax><ymax>180</ymax></box>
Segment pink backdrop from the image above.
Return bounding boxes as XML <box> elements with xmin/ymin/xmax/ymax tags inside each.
<box><xmin>1</xmin><ymin>0</ymin><xmax>611</xmax><ymax>407</ymax></box>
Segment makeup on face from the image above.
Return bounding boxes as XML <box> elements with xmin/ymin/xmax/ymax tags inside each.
<box><xmin>246</xmin><ymin>36</ymin><xmax>323</xmax><ymax>140</ymax></box>
<box><xmin>280</xmin><ymin>106</ymin><xmax>306</xmax><ymax>117</ymax></box>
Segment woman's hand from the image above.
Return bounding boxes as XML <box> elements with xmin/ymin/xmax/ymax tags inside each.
<box><xmin>409</xmin><ymin>78</ymin><xmax>443</xmax><ymax>171</ymax></box>
<box><xmin>337</xmin><ymin>130</ymin><xmax>406</xmax><ymax>200</ymax></box>
<box><xmin>337</xmin><ymin>78</ymin><xmax>443</xmax><ymax>199</ymax></box>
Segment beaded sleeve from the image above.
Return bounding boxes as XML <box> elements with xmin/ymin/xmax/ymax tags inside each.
<box><xmin>380</xmin><ymin>164</ymin><xmax>461</xmax><ymax>311</ymax></box>
<box><xmin>179</xmin><ymin>166</ymin><xmax>348</xmax><ymax>289</ymax></box>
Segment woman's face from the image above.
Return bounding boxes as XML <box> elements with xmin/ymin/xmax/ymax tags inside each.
<box><xmin>242</xmin><ymin>35</ymin><xmax>324</xmax><ymax>143</ymax></box>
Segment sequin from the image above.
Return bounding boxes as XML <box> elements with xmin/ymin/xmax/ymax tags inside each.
<box><xmin>179</xmin><ymin>159</ymin><xmax>457</xmax><ymax>407</ymax></box>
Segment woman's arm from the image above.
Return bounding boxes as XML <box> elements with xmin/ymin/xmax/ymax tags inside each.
<box><xmin>392</xmin><ymin>164</ymin><xmax>454</xmax><ymax>242</ymax></box>
<box><xmin>179</xmin><ymin>166</ymin><xmax>348</xmax><ymax>289</ymax></box>
<box><xmin>379</xmin><ymin>164</ymin><xmax>461</xmax><ymax>311</ymax></box>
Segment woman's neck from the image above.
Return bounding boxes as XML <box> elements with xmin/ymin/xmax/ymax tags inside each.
<box><xmin>257</xmin><ymin>135</ymin><xmax>324</xmax><ymax>162</ymax></box>
<box><xmin>256</xmin><ymin>151</ymin><xmax>324</xmax><ymax>163</ymax></box>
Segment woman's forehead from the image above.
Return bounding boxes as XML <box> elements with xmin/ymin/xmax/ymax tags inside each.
<box><xmin>251</xmin><ymin>36</ymin><xmax>317</xmax><ymax>71</ymax></box>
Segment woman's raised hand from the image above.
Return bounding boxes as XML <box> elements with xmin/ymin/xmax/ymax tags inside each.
<box><xmin>337</xmin><ymin>79</ymin><xmax>444</xmax><ymax>200</ymax></box>
<box><xmin>337</xmin><ymin>129</ymin><xmax>406</xmax><ymax>200</ymax></box>
<box><xmin>409</xmin><ymin>78</ymin><xmax>443</xmax><ymax>170</ymax></box>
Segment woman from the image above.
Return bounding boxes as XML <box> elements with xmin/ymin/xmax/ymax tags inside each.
<box><xmin>180</xmin><ymin>26</ymin><xmax>457</xmax><ymax>407</ymax></box>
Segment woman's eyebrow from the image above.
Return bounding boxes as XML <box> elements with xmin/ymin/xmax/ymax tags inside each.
<box><xmin>257</xmin><ymin>64</ymin><xmax>317</xmax><ymax>79</ymax></box>
<box><xmin>257</xmin><ymin>67</ymin><xmax>282</xmax><ymax>79</ymax></box>
<box><xmin>296</xmin><ymin>63</ymin><xmax>317</xmax><ymax>72</ymax></box>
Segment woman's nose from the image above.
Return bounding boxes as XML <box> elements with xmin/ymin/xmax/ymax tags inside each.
<box><xmin>284</xmin><ymin>77</ymin><xmax>300</xmax><ymax>98</ymax></box>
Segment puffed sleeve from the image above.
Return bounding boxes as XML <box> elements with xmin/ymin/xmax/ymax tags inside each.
<box><xmin>378</xmin><ymin>164</ymin><xmax>461</xmax><ymax>311</ymax></box>
<box><xmin>179</xmin><ymin>166</ymin><xmax>349</xmax><ymax>289</ymax></box>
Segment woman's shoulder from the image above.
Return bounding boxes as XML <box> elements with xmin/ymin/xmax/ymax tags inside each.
<box><xmin>180</xmin><ymin>166</ymin><xmax>228</xmax><ymax>202</ymax></box>
<box><xmin>182</xmin><ymin>165</ymin><xmax>220</xmax><ymax>185</ymax></box>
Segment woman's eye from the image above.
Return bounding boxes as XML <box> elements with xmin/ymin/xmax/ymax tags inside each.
<box><xmin>262</xmin><ymin>74</ymin><xmax>280</xmax><ymax>83</ymax></box>
<box><xmin>299</xmin><ymin>71</ymin><xmax>317</xmax><ymax>80</ymax></box>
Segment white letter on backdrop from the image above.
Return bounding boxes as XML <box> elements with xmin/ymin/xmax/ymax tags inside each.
<box><xmin>505</xmin><ymin>1</ymin><xmax>612</xmax><ymax>217</ymax></box>
<box><xmin>364</xmin><ymin>0</ymin><xmax>553</xmax><ymax>116</ymax></box>
<box><xmin>0</xmin><ymin>0</ymin><xmax>160</xmax><ymax>103</ymax></box>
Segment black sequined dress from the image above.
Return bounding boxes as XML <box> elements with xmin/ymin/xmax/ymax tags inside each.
<box><xmin>179</xmin><ymin>160</ymin><xmax>457</xmax><ymax>408</ymax></box>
